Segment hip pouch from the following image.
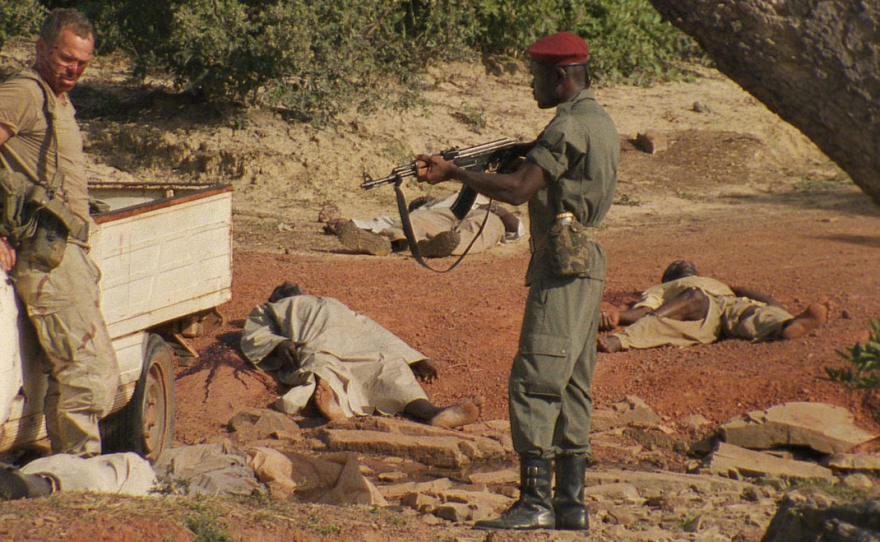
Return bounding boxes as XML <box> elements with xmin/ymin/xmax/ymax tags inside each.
<box><xmin>549</xmin><ymin>212</ymin><xmax>591</xmax><ymax>277</ymax></box>
<box><xmin>22</xmin><ymin>209</ymin><xmax>69</xmax><ymax>273</ymax></box>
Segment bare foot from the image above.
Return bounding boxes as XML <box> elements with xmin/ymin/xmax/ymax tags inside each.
<box><xmin>781</xmin><ymin>301</ymin><xmax>828</xmax><ymax>340</ymax></box>
<box><xmin>597</xmin><ymin>335</ymin><xmax>622</xmax><ymax>353</ymax></box>
<box><xmin>430</xmin><ymin>396</ymin><xmax>485</xmax><ymax>429</ymax></box>
<box><xmin>314</xmin><ymin>378</ymin><xmax>347</xmax><ymax>423</ymax></box>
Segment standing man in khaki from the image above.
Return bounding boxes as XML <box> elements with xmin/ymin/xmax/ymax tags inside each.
<box><xmin>417</xmin><ymin>32</ymin><xmax>618</xmax><ymax>531</ymax></box>
<box><xmin>0</xmin><ymin>9</ymin><xmax>119</xmax><ymax>458</ymax></box>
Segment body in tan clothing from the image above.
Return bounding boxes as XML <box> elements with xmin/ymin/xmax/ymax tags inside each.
<box><xmin>336</xmin><ymin>193</ymin><xmax>523</xmax><ymax>258</ymax></box>
<box><xmin>241</xmin><ymin>282</ymin><xmax>483</xmax><ymax>429</ymax></box>
<box><xmin>599</xmin><ymin>260</ymin><xmax>827</xmax><ymax>353</ymax></box>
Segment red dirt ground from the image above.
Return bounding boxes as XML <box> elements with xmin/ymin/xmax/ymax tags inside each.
<box><xmin>175</xmin><ymin>190</ymin><xmax>880</xmax><ymax>451</ymax></box>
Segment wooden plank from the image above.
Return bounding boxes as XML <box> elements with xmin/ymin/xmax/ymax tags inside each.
<box><xmin>92</xmin><ymin>190</ymin><xmax>233</xmax><ymax>338</ymax></box>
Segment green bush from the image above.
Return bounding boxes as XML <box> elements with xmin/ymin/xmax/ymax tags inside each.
<box><xmin>167</xmin><ymin>1</ymin><xmax>315</xmax><ymax>103</ymax></box>
<box><xmin>826</xmin><ymin>318</ymin><xmax>880</xmax><ymax>390</ymax></box>
<box><xmin>0</xmin><ymin>0</ymin><xmax>46</xmax><ymax>54</ymax></box>
<box><xmin>473</xmin><ymin>0</ymin><xmax>704</xmax><ymax>84</ymax></box>
<box><xmin>53</xmin><ymin>0</ymin><xmax>704</xmax><ymax>120</ymax></box>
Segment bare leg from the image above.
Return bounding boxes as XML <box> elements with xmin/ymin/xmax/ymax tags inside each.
<box><xmin>404</xmin><ymin>396</ymin><xmax>485</xmax><ymax>428</ymax></box>
<box><xmin>598</xmin><ymin>335</ymin><xmax>622</xmax><ymax>353</ymax></box>
<box><xmin>781</xmin><ymin>302</ymin><xmax>828</xmax><ymax>340</ymax></box>
<box><xmin>313</xmin><ymin>377</ymin><xmax>347</xmax><ymax>423</ymax></box>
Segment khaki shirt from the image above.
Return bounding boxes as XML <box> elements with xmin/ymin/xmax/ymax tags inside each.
<box><xmin>526</xmin><ymin>89</ymin><xmax>619</xmax><ymax>283</ymax></box>
<box><xmin>0</xmin><ymin>69</ymin><xmax>90</xmax><ymax>221</ymax></box>
<box><xmin>634</xmin><ymin>276</ymin><xmax>736</xmax><ymax>310</ymax></box>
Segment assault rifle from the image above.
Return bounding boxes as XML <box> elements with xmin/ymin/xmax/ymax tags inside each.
<box><xmin>361</xmin><ymin>138</ymin><xmax>517</xmax><ymax>220</ymax></box>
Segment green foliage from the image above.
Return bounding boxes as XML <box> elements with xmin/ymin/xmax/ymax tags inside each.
<box><xmin>150</xmin><ymin>474</ymin><xmax>191</xmax><ymax>496</ymax></box>
<box><xmin>169</xmin><ymin>0</ymin><xmax>315</xmax><ymax>103</ymax></box>
<box><xmin>184</xmin><ymin>512</ymin><xmax>234</xmax><ymax>542</ymax></box>
<box><xmin>577</xmin><ymin>0</ymin><xmax>704</xmax><ymax>84</ymax></box>
<box><xmin>183</xmin><ymin>497</ymin><xmax>233</xmax><ymax>542</ymax></box>
<box><xmin>614</xmin><ymin>193</ymin><xmax>642</xmax><ymax>206</ymax></box>
<box><xmin>825</xmin><ymin>318</ymin><xmax>880</xmax><ymax>390</ymax></box>
<box><xmin>473</xmin><ymin>0</ymin><xmax>704</xmax><ymax>84</ymax></box>
<box><xmin>792</xmin><ymin>172</ymin><xmax>851</xmax><ymax>193</ymax></box>
<box><xmin>58</xmin><ymin>0</ymin><xmax>703</xmax><ymax>120</ymax></box>
<box><xmin>0</xmin><ymin>0</ymin><xmax>46</xmax><ymax>53</ymax></box>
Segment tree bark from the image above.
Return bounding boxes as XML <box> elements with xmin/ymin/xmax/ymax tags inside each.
<box><xmin>647</xmin><ymin>0</ymin><xmax>880</xmax><ymax>205</ymax></box>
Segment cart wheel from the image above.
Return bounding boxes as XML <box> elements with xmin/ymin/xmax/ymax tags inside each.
<box><xmin>101</xmin><ymin>334</ymin><xmax>175</xmax><ymax>459</ymax></box>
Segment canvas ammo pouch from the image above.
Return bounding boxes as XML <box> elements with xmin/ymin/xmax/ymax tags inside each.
<box><xmin>548</xmin><ymin>211</ymin><xmax>592</xmax><ymax>277</ymax></box>
<box><xmin>0</xmin><ymin>171</ymin><xmax>88</xmax><ymax>272</ymax></box>
<box><xmin>0</xmin><ymin>168</ymin><xmax>39</xmax><ymax>242</ymax></box>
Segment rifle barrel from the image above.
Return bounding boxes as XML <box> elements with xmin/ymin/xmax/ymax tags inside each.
<box><xmin>360</xmin><ymin>138</ymin><xmax>515</xmax><ymax>189</ymax></box>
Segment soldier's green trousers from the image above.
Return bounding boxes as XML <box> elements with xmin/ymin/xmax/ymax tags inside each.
<box><xmin>509</xmin><ymin>274</ymin><xmax>604</xmax><ymax>459</ymax></box>
<box><xmin>12</xmin><ymin>240</ymin><xmax>119</xmax><ymax>457</ymax></box>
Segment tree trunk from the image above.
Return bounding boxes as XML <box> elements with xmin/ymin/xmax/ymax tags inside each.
<box><xmin>647</xmin><ymin>0</ymin><xmax>880</xmax><ymax>205</ymax></box>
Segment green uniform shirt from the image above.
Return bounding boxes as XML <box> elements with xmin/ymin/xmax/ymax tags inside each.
<box><xmin>525</xmin><ymin>89</ymin><xmax>619</xmax><ymax>284</ymax></box>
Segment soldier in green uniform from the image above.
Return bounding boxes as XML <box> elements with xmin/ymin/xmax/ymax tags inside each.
<box><xmin>0</xmin><ymin>9</ymin><xmax>119</xmax><ymax>458</ymax></box>
<box><xmin>416</xmin><ymin>32</ymin><xmax>619</xmax><ymax>531</ymax></box>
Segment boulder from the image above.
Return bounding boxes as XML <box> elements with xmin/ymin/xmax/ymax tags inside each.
<box><xmin>721</xmin><ymin>402</ymin><xmax>878</xmax><ymax>454</ymax></box>
<box><xmin>228</xmin><ymin>407</ymin><xmax>302</xmax><ymax>442</ymax></box>
<box><xmin>825</xmin><ymin>453</ymin><xmax>880</xmax><ymax>474</ymax></box>
<box><xmin>761</xmin><ymin>497</ymin><xmax>880</xmax><ymax>542</ymax></box>
<box><xmin>701</xmin><ymin>442</ymin><xmax>834</xmax><ymax>482</ymax></box>
<box><xmin>467</xmin><ymin>468</ymin><xmax>518</xmax><ymax>486</ymax></box>
<box><xmin>316</xmin><ymin>426</ymin><xmax>506</xmax><ymax>468</ymax></box>
<box><xmin>592</xmin><ymin>395</ymin><xmax>662</xmax><ymax>432</ymax></box>
<box><xmin>584</xmin><ymin>467</ymin><xmax>753</xmax><ymax>494</ymax></box>
<box><xmin>635</xmin><ymin>130</ymin><xmax>669</xmax><ymax>154</ymax></box>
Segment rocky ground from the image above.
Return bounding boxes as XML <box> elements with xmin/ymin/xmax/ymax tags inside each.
<box><xmin>2</xmin><ymin>41</ymin><xmax>880</xmax><ymax>541</ymax></box>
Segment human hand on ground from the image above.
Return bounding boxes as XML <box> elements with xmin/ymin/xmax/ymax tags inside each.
<box><xmin>0</xmin><ymin>237</ymin><xmax>16</xmax><ymax>273</ymax></box>
<box><xmin>416</xmin><ymin>154</ymin><xmax>457</xmax><ymax>185</ymax></box>
<box><xmin>599</xmin><ymin>308</ymin><xmax>620</xmax><ymax>331</ymax></box>
<box><xmin>411</xmin><ymin>359</ymin><xmax>439</xmax><ymax>383</ymax></box>
<box><xmin>271</xmin><ymin>340</ymin><xmax>301</xmax><ymax>372</ymax></box>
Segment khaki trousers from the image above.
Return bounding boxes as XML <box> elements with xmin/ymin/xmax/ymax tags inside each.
<box><xmin>12</xmin><ymin>241</ymin><xmax>119</xmax><ymax>457</ymax></box>
<box><xmin>509</xmin><ymin>274</ymin><xmax>604</xmax><ymax>459</ymax></box>
<box><xmin>382</xmin><ymin>207</ymin><xmax>506</xmax><ymax>255</ymax></box>
<box><xmin>614</xmin><ymin>294</ymin><xmax>726</xmax><ymax>350</ymax></box>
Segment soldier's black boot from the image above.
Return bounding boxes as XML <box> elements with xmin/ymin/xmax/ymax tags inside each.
<box><xmin>554</xmin><ymin>453</ymin><xmax>590</xmax><ymax>531</ymax></box>
<box><xmin>474</xmin><ymin>455</ymin><xmax>555</xmax><ymax>530</ymax></box>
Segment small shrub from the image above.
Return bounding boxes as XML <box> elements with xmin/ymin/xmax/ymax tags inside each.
<box><xmin>614</xmin><ymin>193</ymin><xmax>642</xmax><ymax>206</ymax></box>
<box><xmin>184</xmin><ymin>512</ymin><xmax>234</xmax><ymax>542</ymax></box>
<box><xmin>825</xmin><ymin>318</ymin><xmax>880</xmax><ymax>418</ymax></box>
<box><xmin>0</xmin><ymin>0</ymin><xmax>46</xmax><ymax>54</ymax></box>
<box><xmin>452</xmin><ymin>102</ymin><xmax>487</xmax><ymax>132</ymax></box>
<box><xmin>825</xmin><ymin>318</ymin><xmax>880</xmax><ymax>390</ymax></box>
<box><xmin>65</xmin><ymin>0</ymin><xmax>707</xmax><ymax>122</ymax></box>
<box><xmin>473</xmin><ymin>0</ymin><xmax>706</xmax><ymax>85</ymax></box>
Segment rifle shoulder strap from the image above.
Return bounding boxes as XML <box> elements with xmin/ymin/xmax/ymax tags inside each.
<box><xmin>393</xmin><ymin>182</ymin><xmax>491</xmax><ymax>273</ymax></box>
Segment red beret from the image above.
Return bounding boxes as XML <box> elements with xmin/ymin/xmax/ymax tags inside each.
<box><xmin>526</xmin><ymin>32</ymin><xmax>589</xmax><ymax>65</ymax></box>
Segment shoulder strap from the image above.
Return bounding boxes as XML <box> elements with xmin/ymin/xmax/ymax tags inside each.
<box><xmin>393</xmin><ymin>182</ymin><xmax>490</xmax><ymax>273</ymax></box>
<box><xmin>8</xmin><ymin>72</ymin><xmax>62</xmax><ymax>189</ymax></box>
